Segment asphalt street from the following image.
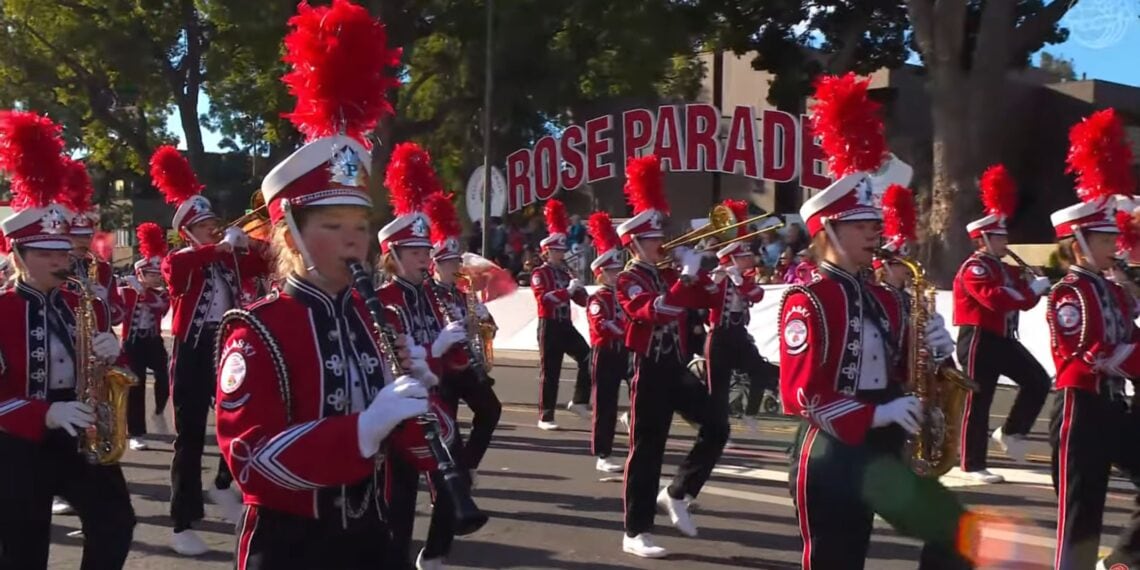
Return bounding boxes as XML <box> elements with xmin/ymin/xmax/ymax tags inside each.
<box><xmin>45</xmin><ymin>351</ymin><xmax>1135</xmax><ymax>569</ymax></box>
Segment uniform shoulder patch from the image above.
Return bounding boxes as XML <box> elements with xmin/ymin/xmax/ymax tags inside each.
<box><xmin>219</xmin><ymin>351</ymin><xmax>247</xmax><ymax>395</ymax></box>
<box><xmin>967</xmin><ymin>262</ymin><xmax>988</xmax><ymax>277</ymax></box>
<box><xmin>531</xmin><ymin>272</ymin><xmax>543</xmax><ymax>286</ymax></box>
<box><xmin>625</xmin><ymin>283</ymin><xmax>644</xmax><ymax>297</ymax></box>
<box><xmin>589</xmin><ymin>301</ymin><xmax>602</xmax><ymax>315</ymax></box>
<box><xmin>783</xmin><ymin>316</ymin><xmax>809</xmax><ymax>355</ymax></box>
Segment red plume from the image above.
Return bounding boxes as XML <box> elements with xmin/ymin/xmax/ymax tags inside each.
<box><xmin>723</xmin><ymin>199</ymin><xmax>750</xmax><ymax>238</ymax></box>
<box><xmin>60</xmin><ymin>157</ymin><xmax>93</xmax><ymax>214</ymax></box>
<box><xmin>384</xmin><ymin>142</ymin><xmax>440</xmax><ymax>215</ymax></box>
<box><xmin>881</xmin><ymin>184</ymin><xmax>916</xmax><ymax>242</ymax></box>
<box><xmin>979</xmin><ymin>164</ymin><xmax>1018</xmax><ymax>219</ymax></box>
<box><xmin>282</xmin><ymin>0</ymin><xmax>402</xmax><ymax>143</ymax></box>
<box><xmin>0</xmin><ymin>111</ymin><xmax>66</xmax><ymax>209</ymax></box>
<box><xmin>91</xmin><ymin>231</ymin><xmax>114</xmax><ymax>262</ymax></box>
<box><xmin>587</xmin><ymin>212</ymin><xmax>620</xmax><ymax>254</ymax></box>
<box><xmin>624</xmin><ymin>155</ymin><xmax>669</xmax><ymax>216</ymax></box>
<box><xmin>544</xmin><ymin>199</ymin><xmax>569</xmax><ymax>235</ymax></box>
<box><xmin>0</xmin><ymin>230</ymin><xmax>9</xmax><ymax>255</ymax></box>
<box><xmin>149</xmin><ymin>146</ymin><xmax>202</xmax><ymax>206</ymax></box>
<box><xmin>424</xmin><ymin>192</ymin><xmax>461</xmax><ymax>245</ymax></box>
<box><xmin>1117</xmin><ymin>210</ymin><xmax>1140</xmax><ymax>255</ymax></box>
<box><xmin>1066</xmin><ymin>108</ymin><xmax>1137</xmax><ymax>203</ymax></box>
<box><xmin>808</xmin><ymin>73</ymin><xmax>888</xmax><ymax>177</ymax></box>
<box><xmin>136</xmin><ymin>222</ymin><xmax>168</xmax><ymax>260</ymax></box>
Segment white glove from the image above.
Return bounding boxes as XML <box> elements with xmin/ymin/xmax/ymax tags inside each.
<box><xmin>45</xmin><ymin>401</ymin><xmax>95</xmax><ymax>437</ymax></box>
<box><xmin>403</xmin><ymin>335</ymin><xmax>427</xmax><ymax>362</ymax></box>
<box><xmin>924</xmin><ymin>312</ymin><xmax>955</xmax><ymax>359</ymax></box>
<box><xmin>474</xmin><ymin>302</ymin><xmax>491</xmax><ymax>320</ymax></box>
<box><xmin>568</xmin><ymin>278</ymin><xmax>584</xmax><ymax>294</ymax></box>
<box><xmin>872</xmin><ymin>395</ymin><xmax>922</xmax><ymax>435</ymax></box>
<box><xmin>726</xmin><ymin>265</ymin><xmax>744</xmax><ymax>286</ymax></box>
<box><xmin>431</xmin><ymin>321</ymin><xmax>467</xmax><ymax>358</ymax></box>
<box><xmin>125</xmin><ymin>275</ymin><xmax>143</xmax><ymax>293</ymax></box>
<box><xmin>92</xmin><ymin>284</ymin><xmax>109</xmax><ymax>302</ymax></box>
<box><xmin>356</xmin><ymin>376</ymin><xmax>430</xmax><ymax>458</ymax></box>
<box><xmin>710</xmin><ymin>267</ymin><xmax>728</xmax><ymax>284</ymax></box>
<box><xmin>1029</xmin><ymin>276</ymin><xmax>1051</xmax><ymax>296</ymax></box>
<box><xmin>679</xmin><ymin>248</ymin><xmax>703</xmax><ymax>278</ymax></box>
<box><xmin>222</xmin><ymin>227</ymin><xmax>248</xmax><ymax>249</ymax></box>
<box><xmin>92</xmin><ymin>332</ymin><xmax>121</xmax><ymax>362</ymax></box>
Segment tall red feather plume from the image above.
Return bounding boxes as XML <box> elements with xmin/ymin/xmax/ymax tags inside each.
<box><xmin>60</xmin><ymin>157</ymin><xmax>93</xmax><ymax>214</ymax></box>
<box><xmin>544</xmin><ymin>199</ymin><xmax>569</xmax><ymax>235</ymax></box>
<box><xmin>1066</xmin><ymin>108</ymin><xmax>1137</xmax><ymax>203</ymax></box>
<box><xmin>0</xmin><ymin>230</ymin><xmax>9</xmax><ymax>255</ymax></box>
<box><xmin>624</xmin><ymin>155</ymin><xmax>669</xmax><ymax>216</ymax></box>
<box><xmin>91</xmin><ymin>231</ymin><xmax>114</xmax><ymax>262</ymax></box>
<box><xmin>384</xmin><ymin>142</ymin><xmax>439</xmax><ymax>215</ymax></box>
<box><xmin>723</xmin><ymin>199</ymin><xmax>749</xmax><ymax>238</ymax></box>
<box><xmin>587</xmin><ymin>212</ymin><xmax>620</xmax><ymax>254</ymax></box>
<box><xmin>0</xmin><ymin>111</ymin><xmax>66</xmax><ymax>209</ymax></box>
<box><xmin>136</xmin><ymin>222</ymin><xmax>168</xmax><ymax>260</ymax></box>
<box><xmin>1117</xmin><ymin>210</ymin><xmax>1140</xmax><ymax>254</ymax></box>
<box><xmin>881</xmin><ymin>184</ymin><xmax>916</xmax><ymax>242</ymax></box>
<box><xmin>979</xmin><ymin>164</ymin><xmax>1018</xmax><ymax>218</ymax></box>
<box><xmin>808</xmin><ymin>73</ymin><xmax>888</xmax><ymax>177</ymax></box>
<box><xmin>282</xmin><ymin>0</ymin><xmax>402</xmax><ymax>143</ymax></box>
<box><xmin>424</xmin><ymin>192</ymin><xmax>461</xmax><ymax>244</ymax></box>
<box><xmin>149</xmin><ymin>146</ymin><xmax>202</xmax><ymax>206</ymax></box>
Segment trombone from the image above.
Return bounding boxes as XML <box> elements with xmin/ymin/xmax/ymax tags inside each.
<box><xmin>225</xmin><ymin>191</ymin><xmax>270</xmax><ymax>237</ymax></box>
<box><xmin>660</xmin><ymin>204</ymin><xmax>773</xmax><ymax>254</ymax></box>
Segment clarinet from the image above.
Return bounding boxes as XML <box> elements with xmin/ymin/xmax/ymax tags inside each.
<box><xmin>347</xmin><ymin>260</ymin><xmax>489</xmax><ymax>536</ymax></box>
<box><xmin>423</xmin><ymin>271</ymin><xmax>491</xmax><ymax>385</ymax></box>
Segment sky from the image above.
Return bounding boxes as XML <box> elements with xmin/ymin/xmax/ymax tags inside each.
<box><xmin>169</xmin><ymin>4</ymin><xmax>1140</xmax><ymax>154</ymax></box>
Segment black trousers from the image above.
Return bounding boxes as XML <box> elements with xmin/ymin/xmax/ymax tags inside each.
<box><xmin>235</xmin><ymin>504</ymin><xmax>391</xmax><ymax>570</ymax></box>
<box><xmin>386</xmin><ymin>448</ymin><xmax>472</xmax><ymax>565</ymax></box>
<box><xmin>788</xmin><ymin>423</ymin><xmax>974</xmax><ymax>570</ymax></box>
<box><xmin>956</xmin><ymin>326</ymin><xmax>1049</xmax><ymax>472</ymax></box>
<box><xmin>125</xmin><ymin>334</ymin><xmax>170</xmax><ymax>437</ymax></box>
<box><xmin>1050</xmin><ymin>387</ymin><xmax>1140</xmax><ymax>570</ymax></box>
<box><xmin>705</xmin><ymin>325</ymin><xmax>778</xmax><ymax>421</ymax></box>
<box><xmin>170</xmin><ymin>329</ymin><xmax>232</xmax><ymax>531</ymax></box>
<box><xmin>438</xmin><ymin>367</ymin><xmax>501</xmax><ymax>470</ymax></box>
<box><xmin>0</xmin><ymin>430</ymin><xmax>136</xmax><ymax>569</ymax></box>
<box><xmin>537</xmin><ymin>318</ymin><xmax>591</xmax><ymax>422</ymax></box>
<box><xmin>624</xmin><ymin>353</ymin><xmax>728</xmax><ymax>537</ymax></box>
<box><xmin>591</xmin><ymin>344</ymin><xmax>630</xmax><ymax>459</ymax></box>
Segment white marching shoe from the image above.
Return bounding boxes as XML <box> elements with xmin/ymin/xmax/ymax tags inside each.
<box><xmin>622</xmin><ymin>533</ymin><xmax>667</xmax><ymax>559</ymax></box>
<box><xmin>208</xmin><ymin>487</ymin><xmax>244</xmax><ymax>524</ymax></box>
<box><xmin>537</xmin><ymin>420</ymin><xmax>559</xmax><ymax>431</ymax></box>
<box><xmin>657</xmin><ymin>487</ymin><xmax>697</xmax><ymax>537</ymax></box>
<box><xmin>566</xmin><ymin>402</ymin><xmax>590</xmax><ymax>420</ymax></box>
<box><xmin>619</xmin><ymin>412</ymin><xmax>630</xmax><ymax>432</ymax></box>
<box><xmin>596</xmin><ymin>457</ymin><xmax>623</xmax><ymax>473</ymax></box>
<box><xmin>128</xmin><ymin>437</ymin><xmax>148</xmax><ymax>451</ymax></box>
<box><xmin>964</xmin><ymin>469</ymin><xmax>1005</xmax><ymax>484</ymax></box>
<box><xmin>171</xmin><ymin>529</ymin><xmax>210</xmax><ymax>556</ymax></box>
<box><xmin>51</xmin><ymin>498</ymin><xmax>74</xmax><ymax>515</ymax></box>
<box><xmin>991</xmin><ymin>427</ymin><xmax>1028</xmax><ymax>462</ymax></box>
<box><xmin>416</xmin><ymin>548</ymin><xmax>445</xmax><ymax>569</ymax></box>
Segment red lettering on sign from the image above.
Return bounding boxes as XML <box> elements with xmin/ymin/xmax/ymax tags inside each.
<box><xmin>622</xmin><ymin>108</ymin><xmax>654</xmax><ymax>158</ymax></box>
<box><xmin>721</xmin><ymin>106</ymin><xmax>759</xmax><ymax>178</ymax></box>
<box><xmin>533</xmin><ymin>136</ymin><xmax>560</xmax><ymax>201</ymax></box>
<box><xmin>653</xmin><ymin>105</ymin><xmax>684</xmax><ymax>171</ymax></box>
<box><xmin>585</xmin><ymin>115</ymin><xmax>615</xmax><ymax>183</ymax></box>
<box><xmin>800</xmin><ymin>114</ymin><xmax>831</xmax><ymax>191</ymax></box>
<box><xmin>559</xmin><ymin>125</ymin><xmax>586</xmax><ymax>191</ymax></box>
<box><xmin>761</xmin><ymin>110</ymin><xmax>797</xmax><ymax>183</ymax></box>
<box><xmin>684</xmin><ymin>103</ymin><xmax>719</xmax><ymax>172</ymax></box>
<box><xmin>506</xmin><ymin>149</ymin><xmax>533</xmax><ymax>213</ymax></box>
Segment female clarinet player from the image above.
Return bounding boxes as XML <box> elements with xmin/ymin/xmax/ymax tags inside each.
<box><xmin>376</xmin><ymin>143</ymin><xmax>471</xmax><ymax>569</ymax></box>
<box><xmin>780</xmin><ymin>74</ymin><xmax>987</xmax><ymax>569</ymax></box>
<box><xmin>213</xmin><ymin>2</ymin><xmax>436</xmax><ymax>568</ymax></box>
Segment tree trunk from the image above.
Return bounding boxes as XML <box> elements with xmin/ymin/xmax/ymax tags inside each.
<box><xmin>925</xmin><ymin>85</ymin><xmax>979</xmax><ymax>285</ymax></box>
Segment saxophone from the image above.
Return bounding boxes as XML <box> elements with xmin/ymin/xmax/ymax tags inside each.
<box><xmin>878</xmin><ymin>250</ymin><xmax>977</xmax><ymax>478</ymax></box>
<box><xmin>456</xmin><ymin>272</ymin><xmax>496</xmax><ymax>374</ymax></box>
<box><xmin>71</xmin><ymin>256</ymin><xmax>138</xmax><ymax>465</ymax></box>
<box><xmin>424</xmin><ymin>271</ymin><xmax>492</xmax><ymax>384</ymax></box>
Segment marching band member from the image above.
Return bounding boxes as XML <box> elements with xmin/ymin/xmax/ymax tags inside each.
<box><xmin>120</xmin><ymin>223</ymin><xmax>172</xmax><ymax>451</ymax></box>
<box><xmin>376</xmin><ymin>143</ymin><xmax>469</xmax><ymax>570</ymax></box>
<box><xmin>1047</xmin><ymin>108</ymin><xmax>1140</xmax><ymax>570</ymax></box>
<box><xmin>0</xmin><ymin>230</ymin><xmax>12</xmax><ymax>289</ymax></box>
<box><xmin>705</xmin><ymin>199</ymin><xmax>770</xmax><ymax>434</ymax></box>
<box><xmin>214</xmin><ymin>2</ymin><xmax>436</xmax><ymax>567</ymax></box>
<box><xmin>60</xmin><ymin>156</ymin><xmax>123</xmax><ymax>327</ymax></box>
<box><xmin>585</xmin><ymin>212</ymin><xmax>630</xmax><ymax>473</ymax></box>
<box><xmin>873</xmin><ymin>185</ymin><xmax>917</xmax><ymax>296</ymax></box>
<box><xmin>0</xmin><ymin>111</ymin><xmax>134</xmax><ymax>569</ymax></box>
<box><xmin>782</xmin><ymin>73</ymin><xmax>975</xmax><ymax>569</ymax></box>
<box><xmin>954</xmin><ymin>165</ymin><xmax>1051</xmax><ymax>483</ymax></box>
<box><xmin>531</xmin><ymin>198</ymin><xmax>591</xmax><ymax>430</ymax></box>
<box><xmin>152</xmin><ymin>145</ymin><xmax>266</xmax><ymax>554</ymax></box>
<box><xmin>616</xmin><ymin>154</ymin><xmax>728</xmax><ymax>558</ymax></box>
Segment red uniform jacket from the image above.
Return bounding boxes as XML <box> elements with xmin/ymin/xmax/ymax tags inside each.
<box><xmin>778</xmin><ymin>262</ymin><xmax>907</xmax><ymax>446</ymax></box>
<box><xmin>707</xmin><ymin>270</ymin><xmax>765</xmax><ymax>329</ymax></box>
<box><xmin>162</xmin><ymin>244</ymin><xmax>268</xmax><ymax>346</ymax></box>
<box><xmin>587</xmin><ymin>285</ymin><xmax>627</xmax><ymax>348</ymax></box>
<box><xmin>68</xmin><ymin>256</ymin><xmax>124</xmax><ymax>326</ymax></box>
<box><xmin>616</xmin><ymin>260</ymin><xmax>716</xmax><ymax>360</ymax></box>
<box><xmin>119</xmin><ymin>286</ymin><xmax>170</xmax><ymax>341</ymax></box>
<box><xmin>530</xmin><ymin>263</ymin><xmax>587</xmax><ymax>320</ymax></box>
<box><xmin>376</xmin><ymin>276</ymin><xmax>468</xmax><ymax>375</ymax></box>
<box><xmin>0</xmin><ymin>281</ymin><xmax>111</xmax><ymax>442</ymax></box>
<box><xmin>952</xmin><ymin>251</ymin><xmax>1040</xmax><ymax>337</ymax></box>
<box><xmin>1047</xmin><ymin>266</ymin><xmax>1140</xmax><ymax>393</ymax></box>
<box><xmin>215</xmin><ymin>276</ymin><xmax>404</xmax><ymax>519</ymax></box>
